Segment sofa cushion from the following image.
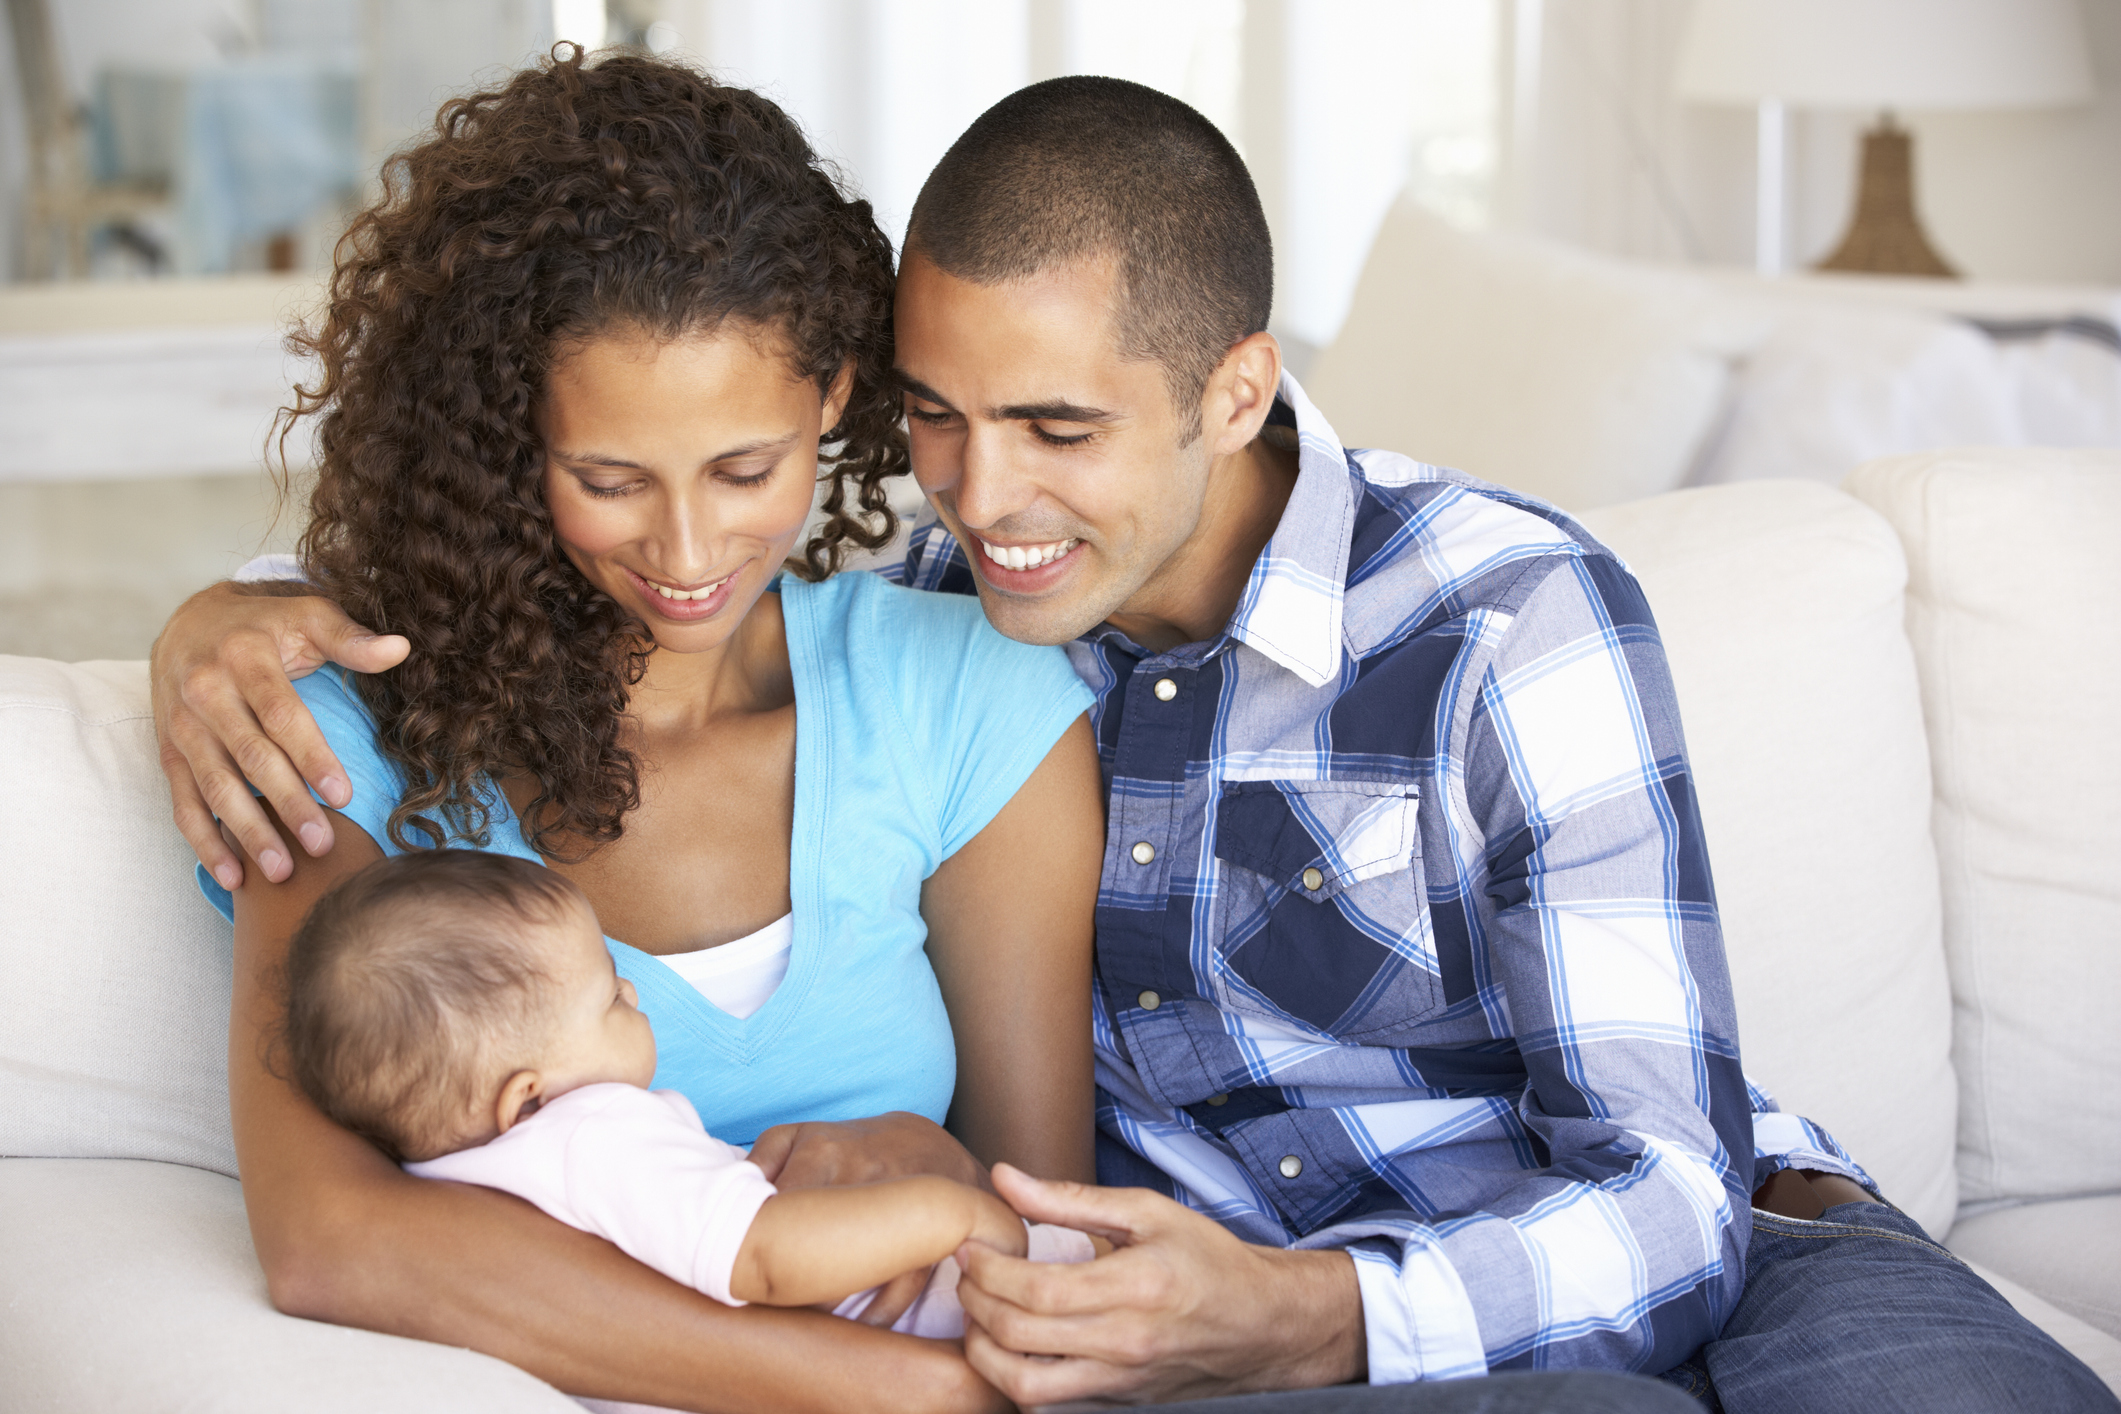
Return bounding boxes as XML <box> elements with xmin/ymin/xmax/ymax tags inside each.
<box><xmin>1845</xmin><ymin>450</ymin><xmax>2121</xmax><ymax>1207</ymax></box>
<box><xmin>1579</xmin><ymin>481</ymin><xmax>1957</xmax><ymax>1237</ymax></box>
<box><xmin>0</xmin><ymin>656</ymin><xmax>237</xmax><ymax>1177</ymax></box>
<box><xmin>1305</xmin><ymin>202</ymin><xmax>1762</xmax><ymax>511</ymax></box>
<box><xmin>1961</xmin><ymin>1256</ymin><xmax>2121</xmax><ymax>1395</ymax></box>
<box><xmin>0</xmin><ymin>1157</ymin><xmax>580</xmax><ymax>1412</ymax></box>
<box><xmin>1950</xmin><ymin>1196</ymin><xmax>2121</xmax><ymax>1341</ymax></box>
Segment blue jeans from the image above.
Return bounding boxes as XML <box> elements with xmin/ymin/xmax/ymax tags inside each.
<box><xmin>1661</xmin><ymin>1201</ymin><xmax>2117</xmax><ymax>1413</ymax></box>
<box><xmin>1158</xmin><ymin>1372</ymin><xmax>1695</xmax><ymax>1413</ymax></box>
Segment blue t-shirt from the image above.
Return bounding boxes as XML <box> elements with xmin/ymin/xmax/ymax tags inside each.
<box><xmin>199</xmin><ymin>571</ymin><xmax>1092</xmax><ymax>1144</ymax></box>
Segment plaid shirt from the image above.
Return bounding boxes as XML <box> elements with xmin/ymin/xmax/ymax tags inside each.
<box><xmin>899</xmin><ymin>374</ymin><xmax>1867</xmax><ymax>1382</ymax></box>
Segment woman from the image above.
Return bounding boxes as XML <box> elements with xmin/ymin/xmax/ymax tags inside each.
<box><xmin>188</xmin><ymin>48</ymin><xmax>1103</xmax><ymax>1413</ymax></box>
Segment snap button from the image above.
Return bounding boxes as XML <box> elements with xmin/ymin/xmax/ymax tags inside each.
<box><xmin>1138</xmin><ymin>990</ymin><xmax>1162</xmax><ymax>1011</ymax></box>
<box><xmin>1153</xmin><ymin>677</ymin><xmax>1178</xmax><ymax>701</ymax></box>
<box><xmin>1279</xmin><ymin>1154</ymin><xmax>1304</xmax><ymax>1179</ymax></box>
<box><xmin>1206</xmin><ymin>1093</ymin><xmax>1229</xmax><ymax>1107</ymax></box>
<box><xmin>1301</xmin><ymin>866</ymin><xmax>1325</xmax><ymax>891</ymax></box>
<box><xmin>1131</xmin><ymin>841</ymin><xmax>1157</xmax><ymax>865</ymax></box>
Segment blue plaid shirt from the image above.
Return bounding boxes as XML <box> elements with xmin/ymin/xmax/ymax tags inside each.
<box><xmin>898</xmin><ymin>374</ymin><xmax>1868</xmax><ymax>1382</ymax></box>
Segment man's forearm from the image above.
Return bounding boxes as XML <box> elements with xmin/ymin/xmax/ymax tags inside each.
<box><xmin>1254</xmin><ymin>1247</ymin><xmax>1368</xmax><ymax>1389</ymax></box>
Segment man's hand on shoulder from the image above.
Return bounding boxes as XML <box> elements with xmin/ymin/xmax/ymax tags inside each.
<box><xmin>151</xmin><ymin>580</ymin><xmax>407</xmax><ymax>889</ymax></box>
<box><xmin>956</xmin><ymin>1164</ymin><xmax>1365</xmax><ymax>1406</ymax></box>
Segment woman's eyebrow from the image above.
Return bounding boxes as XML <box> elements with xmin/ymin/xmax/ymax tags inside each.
<box><xmin>702</xmin><ymin>434</ymin><xmax>798</xmax><ymax>462</ymax></box>
<box><xmin>557</xmin><ymin>449</ymin><xmax>648</xmax><ymax>470</ymax></box>
<box><xmin>555</xmin><ymin>434</ymin><xmax>797</xmax><ymax>469</ymax></box>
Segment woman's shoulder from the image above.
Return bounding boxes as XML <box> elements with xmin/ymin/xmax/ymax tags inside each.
<box><xmin>786</xmin><ymin>571</ymin><xmax>1091</xmax><ymax>855</ymax></box>
<box><xmin>290</xmin><ymin>665</ymin><xmax>393</xmax><ymax>765</ymax></box>
<box><xmin>787</xmin><ymin>569</ymin><xmax>1076</xmax><ymax>686</ymax></box>
<box><xmin>788</xmin><ymin>565</ymin><xmax>982</xmax><ymax>637</ymax></box>
<box><xmin>289</xmin><ymin>666</ymin><xmax>410</xmax><ymax>831</ymax></box>
<box><xmin>292</xmin><ymin>662</ymin><xmax>376</xmax><ymax>720</ymax></box>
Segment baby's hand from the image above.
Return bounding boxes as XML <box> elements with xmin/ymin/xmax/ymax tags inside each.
<box><xmin>967</xmin><ymin>1186</ymin><xmax>1031</xmax><ymax>1259</ymax></box>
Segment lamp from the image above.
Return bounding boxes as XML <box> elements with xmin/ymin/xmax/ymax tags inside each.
<box><xmin>1675</xmin><ymin>0</ymin><xmax>2093</xmax><ymax>278</ymax></box>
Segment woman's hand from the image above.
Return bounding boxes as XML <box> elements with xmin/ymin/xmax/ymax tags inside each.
<box><xmin>750</xmin><ymin>1114</ymin><xmax>990</xmax><ymax>1330</ymax></box>
<box><xmin>151</xmin><ymin>580</ymin><xmax>408</xmax><ymax>889</ymax></box>
<box><xmin>750</xmin><ymin>1113</ymin><xmax>990</xmax><ymax>1193</ymax></box>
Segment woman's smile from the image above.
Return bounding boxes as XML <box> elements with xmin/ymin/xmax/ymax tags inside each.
<box><xmin>622</xmin><ymin>562</ymin><xmax>744</xmax><ymax>623</ymax></box>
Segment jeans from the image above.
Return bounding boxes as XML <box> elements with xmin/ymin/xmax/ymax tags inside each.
<box><xmin>1661</xmin><ymin>1201</ymin><xmax>2118</xmax><ymax>1413</ymax></box>
<box><xmin>1156</xmin><ymin>1372</ymin><xmax>1696</xmax><ymax>1413</ymax></box>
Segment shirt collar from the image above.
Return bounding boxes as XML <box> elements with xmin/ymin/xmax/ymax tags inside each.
<box><xmin>1215</xmin><ymin>371</ymin><xmax>1356</xmax><ymax>688</ymax></box>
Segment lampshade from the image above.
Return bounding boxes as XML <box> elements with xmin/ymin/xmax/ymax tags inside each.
<box><xmin>1676</xmin><ymin>0</ymin><xmax>2093</xmax><ymax>110</ymax></box>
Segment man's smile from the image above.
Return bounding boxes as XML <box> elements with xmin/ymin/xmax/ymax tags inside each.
<box><xmin>974</xmin><ymin>535</ymin><xmax>1080</xmax><ymax>572</ymax></box>
<box><xmin>962</xmin><ymin>531</ymin><xmax>1089</xmax><ymax>596</ymax></box>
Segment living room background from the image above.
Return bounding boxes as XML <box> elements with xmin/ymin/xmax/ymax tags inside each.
<box><xmin>2</xmin><ymin>0</ymin><xmax>2117</xmax><ymax>659</ymax></box>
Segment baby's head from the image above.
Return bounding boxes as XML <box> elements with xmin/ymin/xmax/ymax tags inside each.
<box><xmin>282</xmin><ymin>850</ymin><xmax>656</xmax><ymax>1162</ymax></box>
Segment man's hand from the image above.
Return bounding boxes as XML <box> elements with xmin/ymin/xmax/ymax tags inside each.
<box><xmin>151</xmin><ymin>581</ymin><xmax>408</xmax><ymax>889</ymax></box>
<box><xmin>748</xmin><ymin>1113</ymin><xmax>989</xmax><ymax>1329</ymax></box>
<box><xmin>957</xmin><ymin>1164</ymin><xmax>1364</xmax><ymax>1406</ymax></box>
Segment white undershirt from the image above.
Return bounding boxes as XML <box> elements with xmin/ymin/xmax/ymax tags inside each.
<box><xmin>656</xmin><ymin>914</ymin><xmax>793</xmax><ymax>1021</ymax></box>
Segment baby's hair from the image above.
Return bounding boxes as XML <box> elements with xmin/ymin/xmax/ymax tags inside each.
<box><xmin>282</xmin><ymin>850</ymin><xmax>587</xmax><ymax>1162</ymax></box>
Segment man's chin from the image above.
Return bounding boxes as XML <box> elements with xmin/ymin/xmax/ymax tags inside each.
<box><xmin>970</xmin><ymin>577</ymin><xmax>1111</xmax><ymax>647</ymax></box>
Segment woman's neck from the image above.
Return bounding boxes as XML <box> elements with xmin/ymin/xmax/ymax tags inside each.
<box><xmin>626</xmin><ymin>586</ymin><xmax>796</xmax><ymax>738</ymax></box>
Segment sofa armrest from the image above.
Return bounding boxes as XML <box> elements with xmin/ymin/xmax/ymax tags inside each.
<box><xmin>0</xmin><ymin>1158</ymin><xmax>582</xmax><ymax>1413</ymax></box>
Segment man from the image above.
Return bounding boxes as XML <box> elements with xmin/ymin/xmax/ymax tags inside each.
<box><xmin>155</xmin><ymin>77</ymin><xmax>2109</xmax><ymax>1414</ymax></box>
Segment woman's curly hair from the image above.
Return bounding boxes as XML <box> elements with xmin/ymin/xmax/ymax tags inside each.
<box><xmin>279</xmin><ymin>47</ymin><xmax>906</xmax><ymax>857</ymax></box>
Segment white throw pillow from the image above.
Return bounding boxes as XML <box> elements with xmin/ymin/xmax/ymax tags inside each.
<box><xmin>1846</xmin><ymin>449</ymin><xmax>2121</xmax><ymax>1206</ymax></box>
<box><xmin>1690</xmin><ymin>303</ymin><xmax>2022</xmax><ymax>491</ymax></box>
<box><xmin>0</xmin><ymin>658</ymin><xmax>237</xmax><ymax>1178</ymax></box>
<box><xmin>1580</xmin><ymin>481</ymin><xmax>1957</xmax><ymax>1236</ymax></box>
<box><xmin>1305</xmin><ymin>201</ymin><xmax>1763</xmax><ymax>511</ymax></box>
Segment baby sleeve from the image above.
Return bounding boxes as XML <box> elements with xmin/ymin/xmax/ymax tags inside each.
<box><xmin>410</xmin><ymin>1084</ymin><xmax>778</xmax><ymax>1307</ymax></box>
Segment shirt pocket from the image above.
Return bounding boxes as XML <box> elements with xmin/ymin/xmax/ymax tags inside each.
<box><xmin>1212</xmin><ymin>780</ymin><xmax>1442</xmax><ymax>1039</ymax></box>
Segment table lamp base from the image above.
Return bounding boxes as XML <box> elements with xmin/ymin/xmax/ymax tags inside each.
<box><xmin>1816</xmin><ymin>114</ymin><xmax>1958</xmax><ymax>279</ymax></box>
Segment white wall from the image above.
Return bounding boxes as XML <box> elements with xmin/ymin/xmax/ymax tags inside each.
<box><xmin>1517</xmin><ymin>0</ymin><xmax>2121</xmax><ymax>285</ymax></box>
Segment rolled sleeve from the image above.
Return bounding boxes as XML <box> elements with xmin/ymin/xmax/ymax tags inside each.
<box><xmin>1347</xmin><ymin>1235</ymin><xmax>1487</xmax><ymax>1383</ymax></box>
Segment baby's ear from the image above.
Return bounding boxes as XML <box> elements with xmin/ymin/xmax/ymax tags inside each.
<box><xmin>494</xmin><ymin>1070</ymin><xmax>545</xmax><ymax>1134</ymax></box>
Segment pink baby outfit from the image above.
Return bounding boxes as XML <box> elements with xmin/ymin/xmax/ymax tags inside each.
<box><xmin>406</xmin><ymin>1082</ymin><xmax>1093</xmax><ymax>1338</ymax></box>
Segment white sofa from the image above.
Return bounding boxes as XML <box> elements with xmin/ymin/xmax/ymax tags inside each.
<box><xmin>1305</xmin><ymin>201</ymin><xmax>2121</xmax><ymax>514</ymax></box>
<box><xmin>2</xmin><ymin>449</ymin><xmax>2117</xmax><ymax>1409</ymax></box>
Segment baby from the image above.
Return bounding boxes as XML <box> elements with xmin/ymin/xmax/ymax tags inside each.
<box><xmin>280</xmin><ymin>849</ymin><xmax>1090</xmax><ymax>1340</ymax></box>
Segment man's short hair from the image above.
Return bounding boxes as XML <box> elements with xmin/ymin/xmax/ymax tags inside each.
<box><xmin>281</xmin><ymin>850</ymin><xmax>583</xmax><ymax>1161</ymax></box>
<box><xmin>907</xmin><ymin>75</ymin><xmax>1272</xmax><ymax>440</ymax></box>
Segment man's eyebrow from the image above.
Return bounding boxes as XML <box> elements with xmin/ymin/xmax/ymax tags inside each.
<box><xmin>995</xmin><ymin>399</ymin><xmax>1119</xmax><ymax>425</ymax></box>
<box><xmin>893</xmin><ymin>370</ymin><xmax>957</xmax><ymax>410</ymax></box>
<box><xmin>894</xmin><ymin>371</ymin><xmax>1117</xmax><ymax>425</ymax></box>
